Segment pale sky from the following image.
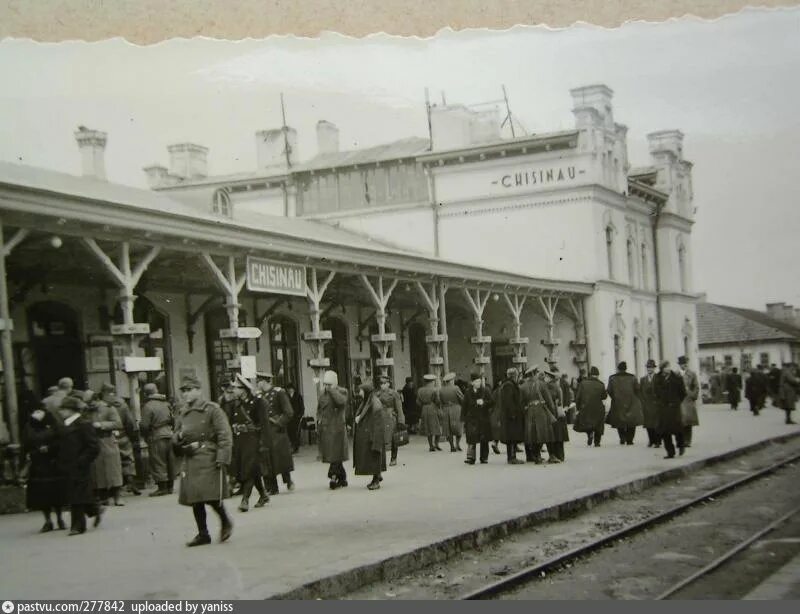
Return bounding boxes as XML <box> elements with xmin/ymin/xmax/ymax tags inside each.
<box><xmin>0</xmin><ymin>8</ymin><xmax>798</xmax><ymax>311</ymax></box>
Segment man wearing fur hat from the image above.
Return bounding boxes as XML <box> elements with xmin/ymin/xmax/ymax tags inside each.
<box><xmin>317</xmin><ymin>370</ymin><xmax>350</xmax><ymax>488</ymax></box>
<box><xmin>227</xmin><ymin>374</ymin><xmax>270</xmax><ymax>512</ymax></box>
<box><xmin>256</xmin><ymin>372</ymin><xmax>295</xmax><ymax>495</ymax></box>
<box><xmin>140</xmin><ymin>382</ymin><xmax>176</xmax><ymax>496</ymax></box>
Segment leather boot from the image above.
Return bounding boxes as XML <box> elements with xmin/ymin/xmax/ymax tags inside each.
<box><xmin>187</xmin><ymin>533</ymin><xmax>211</xmax><ymax>547</ymax></box>
<box><xmin>238</xmin><ymin>496</ymin><xmax>249</xmax><ymax>512</ymax></box>
<box><xmin>254</xmin><ymin>493</ymin><xmax>270</xmax><ymax>508</ymax></box>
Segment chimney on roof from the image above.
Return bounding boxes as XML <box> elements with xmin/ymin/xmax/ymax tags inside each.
<box><xmin>570</xmin><ymin>84</ymin><xmax>615</xmax><ymax>130</ymax></box>
<box><xmin>316</xmin><ymin>120</ymin><xmax>340</xmax><ymax>155</ymax></box>
<box><xmin>256</xmin><ymin>127</ymin><xmax>298</xmax><ymax>169</ymax></box>
<box><xmin>167</xmin><ymin>143</ymin><xmax>208</xmax><ymax>179</ymax></box>
<box><xmin>74</xmin><ymin>126</ymin><xmax>108</xmax><ymax>181</ymax></box>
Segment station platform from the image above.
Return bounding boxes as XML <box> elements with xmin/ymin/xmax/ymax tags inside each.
<box><xmin>0</xmin><ymin>403</ymin><xmax>798</xmax><ymax>600</ymax></box>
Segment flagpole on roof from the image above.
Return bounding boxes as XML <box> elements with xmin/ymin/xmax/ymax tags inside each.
<box><xmin>501</xmin><ymin>84</ymin><xmax>516</xmax><ymax>138</ymax></box>
<box><xmin>424</xmin><ymin>88</ymin><xmax>433</xmax><ymax>150</ymax></box>
<box><xmin>280</xmin><ymin>93</ymin><xmax>292</xmax><ymax>169</ymax></box>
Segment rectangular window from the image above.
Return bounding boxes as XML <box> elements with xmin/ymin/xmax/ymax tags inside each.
<box><xmin>724</xmin><ymin>355</ymin><xmax>733</xmax><ymax>367</ymax></box>
<box><xmin>759</xmin><ymin>352</ymin><xmax>770</xmax><ymax>366</ymax></box>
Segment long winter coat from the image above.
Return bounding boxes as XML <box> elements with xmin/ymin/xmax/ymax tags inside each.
<box><xmin>174</xmin><ymin>399</ymin><xmax>232</xmax><ymax>505</ymax></box>
<box><xmin>654</xmin><ymin>371</ymin><xmax>687</xmax><ymax>435</ymax></box>
<box><xmin>228</xmin><ymin>395</ymin><xmax>271</xmax><ymax>482</ymax></box>
<box><xmin>317</xmin><ymin>386</ymin><xmax>350</xmax><ymax>463</ymax></box>
<box><xmin>726</xmin><ymin>372</ymin><xmax>742</xmax><ymax>407</ymax></box>
<box><xmin>353</xmin><ymin>392</ymin><xmax>387</xmax><ymax>476</ymax></box>
<box><xmin>112</xmin><ymin>399</ymin><xmax>137</xmax><ymax>478</ymax></box>
<box><xmin>376</xmin><ymin>388</ymin><xmax>404</xmax><ymax>444</ymax></box>
<box><xmin>681</xmin><ymin>369</ymin><xmax>700</xmax><ymax>426</ymax></box>
<box><xmin>23</xmin><ymin>411</ymin><xmax>66</xmax><ymax>510</ymax></box>
<box><xmin>638</xmin><ymin>374</ymin><xmax>659</xmax><ymax>429</ymax></box>
<box><xmin>546</xmin><ymin>379</ymin><xmax>570</xmax><ymax>443</ymax></box>
<box><xmin>85</xmin><ymin>400</ymin><xmax>123</xmax><ymax>490</ymax></box>
<box><xmin>438</xmin><ymin>383</ymin><xmax>464</xmax><ymax>438</ymax></box>
<box><xmin>262</xmin><ymin>387</ymin><xmax>295</xmax><ymax>476</ymax></box>
<box><xmin>417</xmin><ymin>385</ymin><xmax>441</xmax><ymax>437</ymax></box>
<box><xmin>574</xmin><ymin>377</ymin><xmax>607</xmax><ymax>434</ymax></box>
<box><xmin>462</xmin><ymin>385</ymin><xmax>494</xmax><ymax>444</ymax></box>
<box><xmin>497</xmin><ymin>379</ymin><xmax>525</xmax><ymax>444</ymax></box>
<box><xmin>58</xmin><ymin>415</ymin><xmax>100</xmax><ymax>506</ymax></box>
<box><xmin>780</xmin><ymin>367</ymin><xmax>799</xmax><ymax>411</ymax></box>
<box><xmin>745</xmin><ymin>372</ymin><xmax>768</xmax><ymax>409</ymax></box>
<box><xmin>606</xmin><ymin>372</ymin><xmax>644</xmax><ymax>428</ymax></box>
<box><xmin>520</xmin><ymin>378</ymin><xmax>555</xmax><ymax>444</ymax></box>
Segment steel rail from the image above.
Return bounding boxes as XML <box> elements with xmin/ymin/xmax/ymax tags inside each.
<box><xmin>655</xmin><ymin>503</ymin><xmax>800</xmax><ymax>600</ymax></box>
<box><xmin>460</xmin><ymin>450</ymin><xmax>800</xmax><ymax>600</ymax></box>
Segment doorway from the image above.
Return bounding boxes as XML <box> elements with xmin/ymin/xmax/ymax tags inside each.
<box><xmin>322</xmin><ymin>316</ymin><xmax>350</xmax><ymax>392</ymax></box>
<box><xmin>490</xmin><ymin>340</ymin><xmax>512</xmax><ymax>388</ymax></box>
<box><xmin>267</xmin><ymin>316</ymin><xmax>300</xmax><ymax>389</ymax></box>
<box><xmin>27</xmin><ymin>301</ymin><xmax>85</xmax><ymax>395</ymax></box>
<box><xmin>408</xmin><ymin>321</ymin><xmax>429</xmax><ymax>385</ymax></box>
<box><xmin>205</xmin><ymin>306</ymin><xmax>248</xmax><ymax>398</ymax></box>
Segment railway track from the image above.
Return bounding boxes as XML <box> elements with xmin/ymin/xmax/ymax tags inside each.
<box><xmin>460</xmin><ymin>450</ymin><xmax>800</xmax><ymax>600</ymax></box>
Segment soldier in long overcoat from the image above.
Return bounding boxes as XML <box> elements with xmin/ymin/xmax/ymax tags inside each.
<box><xmin>56</xmin><ymin>395</ymin><xmax>102</xmax><ymax>536</ymax></box>
<box><xmin>227</xmin><ymin>375</ymin><xmax>271</xmax><ymax>512</ymax></box>
<box><xmin>140</xmin><ymin>382</ymin><xmax>176</xmax><ymax>497</ymax></box>
<box><xmin>317</xmin><ymin>370</ymin><xmax>350</xmax><ymax>489</ymax></box>
<box><xmin>462</xmin><ymin>372</ymin><xmax>494</xmax><ymax>464</ymax></box>
<box><xmin>376</xmin><ymin>375</ymin><xmax>405</xmax><ymax>466</ymax></box>
<box><xmin>417</xmin><ymin>374</ymin><xmax>442</xmax><ymax>451</ymax></box>
<box><xmin>256</xmin><ymin>372</ymin><xmax>295</xmax><ymax>495</ymax></box>
<box><xmin>654</xmin><ymin>361</ymin><xmax>687</xmax><ymax>459</ymax></box>
<box><xmin>779</xmin><ymin>363</ymin><xmax>798</xmax><ymax>424</ymax></box>
<box><xmin>519</xmin><ymin>367</ymin><xmax>555</xmax><ymax>464</ymax></box>
<box><xmin>574</xmin><ymin>366</ymin><xmax>607</xmax><ymax>447</ymax></box>
<box><xmin>173</xmin><ymin>375</ymin><xmax>233</xmax><ymax>547</ymax></box>
<box><xmin>99</xmin><ymin>384</ymin><xmax>140</xmax><ymax>496</ymax></box>
<box><xmin>23</xmin><ymin>406</ymin><xmax>67</xmax><ymax>532</ymax></box>
<box><xmin>83</xmin><ymin>389</ymin><xmax>124</xmax><ymax>505</ymax></box>
<box><xmin>285</xmin><ymin>383</ymin><xmax>305</xmax><ymax>453</ymax></box>
<box><xmin>639</xmin><ymin>360</ymin><xmax>661</xmax><ymax>447</ymax></box>
<box><xmin>497</xmin><ymin>368</ymin><xmax>525</xmax><ymax>464</ymax></box>
<box><xmin>439</xmin><ymin>372</ymin><xmax>464</xmax><ymax>452</ymax></box>
<box><xmin>545</xmin><ymin>369</ymin><xmax>569</xmax><ymax>461</ymax></box>
<box><xmin>353</xmin><ymin>381</ymin><xmax>388</xmax><ymax>490</ymax></box>
<box><xmin>678</xmin><ymin>355</ymin><xmax>700</xmax><ymax>447</ymax></box>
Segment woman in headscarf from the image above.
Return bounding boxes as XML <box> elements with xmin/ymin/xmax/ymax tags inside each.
<box><xmin>353</xmin><ymin>381</ymin><xmax>388</xmax><ymax>490</ymax></box>
<box><xmin>23</xmin><ymin>405</ymin><xmax>67</xmax><ymax>532</ymax></box>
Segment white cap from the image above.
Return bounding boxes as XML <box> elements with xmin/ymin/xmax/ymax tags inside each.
<box><xmin>322</xmin><ymin>370</ymin><xmax>339</xmax><ymax>386</ymax></box>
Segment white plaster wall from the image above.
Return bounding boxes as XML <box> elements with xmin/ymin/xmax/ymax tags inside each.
<box><xmin>230</xmin><ymin>189</ymin><xmax>285</xmax><ymax>217</ymax></box>
<box><xmin>327</xmin><ymin>207</ymin><xmax>436</xmax><ymax>255</ymax></box>
<box><xmin>438</xmin><ymin>198</ymin><xmax>599</xmax><ymax>282</ymax></box>
<box><xmin>660</xmin><ymin>298</ymin><xmax>700</xmax><ymax>368</ymax></box>
<box><xmin>698</xmin><ymin>341</ymin><xmax>792</xmax><ymax>375</ymax></box>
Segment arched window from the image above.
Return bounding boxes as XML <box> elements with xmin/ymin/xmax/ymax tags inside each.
<box><xmin>613</xmin><ymin>334</ymin><xmax>621</xmax><ymax>366</ymax></box>
<box><xmin>678</xmin><ymin>240</ymin><xmax>688</xmax><ymax>292</ymax></box>
<box><xmin>212</xmin><ymin>188</ymin><xmax>232</xmax><ymax>217</ymax></box>
<box><xmin>268</xmin><ymin>316</ymin><xmax>300</xmax><ymax>389</ymax></box>
<box><xmin>626</xmin><ymin>238</ymin><xmax>635</xmax><ymax>286</ymax></box>
<box><xmin>640</xmin><ymin>243</ymin><xmax>649</xmax><ymax>290</ymax></box>
<box><xmin>633</xmin><ymin>336</ymin><xmax>641</xmax><ymax>377</ymax></box>
<box><xmin>647</xmin><ymin>337</ymin><xmax>654</xmax><ymax>361</ymax></box>
<box><xmin>605</xmin><ymin>226</ymin><xmax>615</xmax><ymax>279</ymax></box>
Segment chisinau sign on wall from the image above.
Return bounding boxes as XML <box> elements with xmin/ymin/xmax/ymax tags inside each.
<box><xmin>493</xmin><ymin>164</ymin><xmax>585</xmax><ymax>190</ymax></box>
<box><xmin>246</xmin><ymin>256</ymin><xmax>307</xmax><ymax>296</ymax></box>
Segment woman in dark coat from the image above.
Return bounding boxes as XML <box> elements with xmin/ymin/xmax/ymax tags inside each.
<box><xmin>353</xmin><ymin>381</ymin><xmax>388</xmax><ymax>490</ymax></box>
<box><xmin>23</xmin><ymin>407</ymin><xmax>67</xmax><ymax>531</ymax></box>
<box><xmin>574</xmin><ymin>366</ymin><xmax>607</xmax><ymax>447</ymax></box>
<box><xmin>56</xmin><ymin>396</ymin><xmax>102</xmax><ymax>536</ymax></box>
<box><xmin>462</xmin><ymin>372</ymin><xmax>494</xmax><ymax>464</ymax></box>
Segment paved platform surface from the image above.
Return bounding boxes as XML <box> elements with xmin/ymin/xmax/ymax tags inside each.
<box><xmin>0</xmin><ymin>403</ymin><xmax>798</xmax><ymax>600</ymax></box>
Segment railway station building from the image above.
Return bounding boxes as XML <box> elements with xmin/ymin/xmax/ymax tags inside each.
<box><xmin>0</xmin><ymin>84</ymin><xmax>700</xmax><ymax>446</ymax></box>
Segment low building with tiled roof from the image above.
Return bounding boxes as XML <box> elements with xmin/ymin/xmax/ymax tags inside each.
<box><xmin>696</xmin><ymin>301</ymin><xmax>800</xmax><ymax>378</ymax></box>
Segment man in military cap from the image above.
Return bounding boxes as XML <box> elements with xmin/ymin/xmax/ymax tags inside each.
<box><xmin>227</xmin><ymin>374</ymin><xmax>270</xmax><ymax>512</ymax></box>
<box><xmin>376</xmin><ymin>375</ymin><xmax>405</xmax><ymax>466</ymax></box>
<box><xmin>140</xmin><ymin>382</ymin><xmax>176</xmax><ymax>496</ymax></box>
<box><xmin>255</xmin><ymin>372</ymin><xmax>295</xmax><ymax>494</ymax></box>
<box><xmin>173</xmin><ymin>374</ymin><xmax>233</xmax><ymax>547</ymax></box>
<box><xmin>497</xmin><ymin>367</ymin><xmax>525</xmax><ymax>464</ymax></box>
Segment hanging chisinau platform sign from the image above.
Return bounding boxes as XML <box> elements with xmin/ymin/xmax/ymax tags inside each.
<box><xmin>246</xmin><ymin>256</ymin><xmax>307</xmax><ymax>296</ymax></box>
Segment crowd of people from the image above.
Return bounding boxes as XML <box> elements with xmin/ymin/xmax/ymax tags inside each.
<box><xmin>709</xmin><ymin>362</ymin><xmax>799</xmax><ymax>423</ymax></box>
<box><xmin>14</xmin><ymin>354</ymin><xmax>799</xmax><ymax>548</ymax></box>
